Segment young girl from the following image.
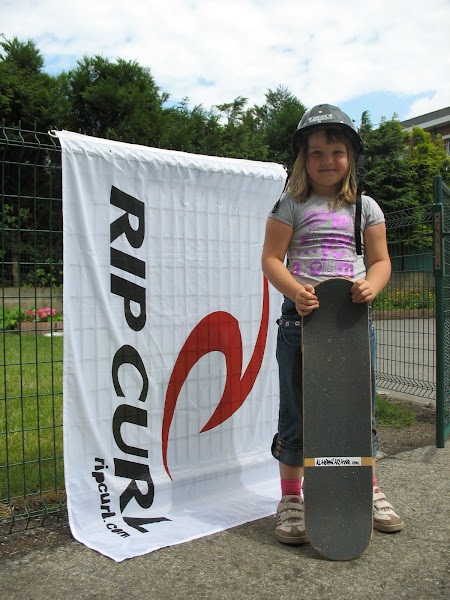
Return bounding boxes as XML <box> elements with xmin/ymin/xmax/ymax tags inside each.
<box><xmin>261</xmin><ymin>104</ymin><xmax>404</xmax><ymax>544</ymax></box>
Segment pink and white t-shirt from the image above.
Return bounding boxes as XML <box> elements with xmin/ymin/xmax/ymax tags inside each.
<box><xmin>269</xmin><ymin>192</ymin><xmax>385</xmax><ymax>287</ymax></box>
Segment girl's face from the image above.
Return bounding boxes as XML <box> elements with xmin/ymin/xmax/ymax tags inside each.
<box><xmin>306</xmin><ymin>129</ymin><xmax>350</xmax><ymax>198</ymax></box>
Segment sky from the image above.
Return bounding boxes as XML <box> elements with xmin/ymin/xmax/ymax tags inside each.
<box><xmin>2</xmin><ymin>0</ymin><xmax>450</xmax><ymax>127</ymax></box>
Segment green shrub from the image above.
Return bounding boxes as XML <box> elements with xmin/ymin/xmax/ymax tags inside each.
<box><xmin>372</xmin><ymin>288</ymin><xmax>435</xmax><ymax>311</ymax></box>
<box><xmin>0</xmin><ymin>307</ymin><xmax>26</xmax><ymax>330</ymax></box>
<box><xmin>0</xmin><ymin>306</ymin><xmax>63</xmax><ymax>331</ymax></box>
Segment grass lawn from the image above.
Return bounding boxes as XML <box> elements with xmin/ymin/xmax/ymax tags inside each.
<box><xmin>375</xmin><ymin>395</ymin><xmax>416</xmax><ymax>428</ymax></box>
<box><xmin>0</xmin><ymin>332</ymin><xmax>64</xmax><ymax>501</ymax></box>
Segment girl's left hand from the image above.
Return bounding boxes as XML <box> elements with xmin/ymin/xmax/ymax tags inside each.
<box><xmin>351</xmin><ymin>279</ymin><xmax>375</xmax><ymax>303</ymax></box>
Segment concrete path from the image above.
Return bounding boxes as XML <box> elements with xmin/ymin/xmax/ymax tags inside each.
<box><xmin>1</xmin><ymin>444</ymin><xmax>449</xmax><ymax>600</ymax></box>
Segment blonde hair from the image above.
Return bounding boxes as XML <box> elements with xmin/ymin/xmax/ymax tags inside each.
<box><xmin>287</xmin><ymin>127</ymin><xmax>357</xmax><ymax>208</ymax></box>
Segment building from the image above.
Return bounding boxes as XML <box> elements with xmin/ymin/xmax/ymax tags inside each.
<box><xmin>400</xmin><ymin>107</ymin><xmax>450</xmax><ymax>155</ymax></box>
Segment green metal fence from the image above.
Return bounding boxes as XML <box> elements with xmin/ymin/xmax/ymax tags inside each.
<box><xmin>0</xmin><ymin>124</ymin><xmax>447</xmax><ymax>533</ymax></box>
<box><xmin>1</xmin><ymin>123</ymin><xmax>64</xmax><ymax>532</ymax></box>
<box><xmin>374</xmin><ymin>207</ymin><xmax>436</xmax><ymax>399</ymax></box>
<box><xmin>433</xmin><ymin>176</ymin><xmax>450</xmax><ymax>447</ymax></box>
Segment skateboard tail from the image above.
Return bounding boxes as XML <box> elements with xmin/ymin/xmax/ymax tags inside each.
<box><xmin>304</xmin><ymin>465</ymin><xmax>373</xmax><ymax>561</ymax></box>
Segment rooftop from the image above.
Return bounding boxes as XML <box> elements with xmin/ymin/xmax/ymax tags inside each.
<box><xmin>400</xmin><ymin>106</ymin><xmax>450</xmax><ymax>131</ymax></box>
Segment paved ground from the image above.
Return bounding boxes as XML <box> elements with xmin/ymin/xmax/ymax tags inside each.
<box><xmin>0</xmin><ymin>443</ymin><xmax>448</xmax><ymax>600</ymax></box>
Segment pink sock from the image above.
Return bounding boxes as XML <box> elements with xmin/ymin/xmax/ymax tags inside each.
<box><xmin>281</xmin><ymin>478</ymin><xmax>302</xmax><ymax>498</ymax></box>
<box><xmin>373</xmin><ymin>475</ymin><xmax>377</xmax><ymax>487</ymax></box>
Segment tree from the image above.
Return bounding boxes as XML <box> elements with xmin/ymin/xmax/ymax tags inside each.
<box><xmin>0</xmin><ymin>36</ymin><xmax>65</xmax><ymax>130</ymax></box>
<box><xmin>215</xmin><ymin>96</ymin><xmax>248</xmax><ymax>126</ymax></box>
<box><xmin>358</xmin><ymin>113</ymin><xmax>415</xmax><ymax>213</ymax></box>
<box><xmin>163</xmin><ymin>98</ymin><xmax>223</xmax><ymax>154</ymax></box>
<box><xmin>0</xmin><ymin>37</ymin><xmax>65</xmax><ymax>287</ymax></box>
<box><xmin>405</xmin><ymin>127</ymin><xmax>450</xmax><ymax>209</ymax></box>
<box><xmin>215</xmin><ymin>96</ymin><xmax>269</xmax><ymax>160</ymax></box>
<box><xmin>62</xmin><ymin>55</ymin><xmax>168</xmax><ymax>144</ymax></box>
<box><xmin>254</xmin><ymin>86</ymin><xmax>306</xmax><ymax>167</ymax></box>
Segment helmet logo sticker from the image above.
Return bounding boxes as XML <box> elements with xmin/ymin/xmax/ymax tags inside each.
<box><xmin>307</xmin><ymin>114</ymin><xmax>333</xmax><ymax>124</ymax></box>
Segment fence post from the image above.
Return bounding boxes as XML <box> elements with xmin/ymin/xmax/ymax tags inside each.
<box><xmin>433</xmin><ymin>175</ymin><xmax>445</xmax><ymax>448</ymax></box>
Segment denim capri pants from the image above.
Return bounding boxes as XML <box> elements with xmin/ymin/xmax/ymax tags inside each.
<box><xmin>271</xmin><ymin>297</ymin><xmax>378</xmax><ymax>467</ymax></box>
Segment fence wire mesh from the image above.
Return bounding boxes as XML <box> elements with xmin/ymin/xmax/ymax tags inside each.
<box><xmin>0</xmin><ymin>124</ymin><xmax>445</xmax><ymax>532</ymax></box>
<box><xmin>374</xmin><ymin>207</ymin><xmax>436</xmax><ymax>399</ymax></box>
<box><xmin>1</xmin><ymin>123</ymin><xmax>64</xmax><ymax>532</ymax></box>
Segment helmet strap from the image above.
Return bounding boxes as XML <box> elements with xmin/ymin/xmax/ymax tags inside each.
<box><xmin>355</xmin><ymin>192</ymin><xmax>362</xmax><ymax>255</ymax></box>
<box><xmin>354</xmin><ymin>154</ymin><xmax>365</xmax><ymax>256</ymax></box>
<box><xmin>271</xmin><ymin>171</ymin><xmax>290</xmax><ymax>213</ymax></box>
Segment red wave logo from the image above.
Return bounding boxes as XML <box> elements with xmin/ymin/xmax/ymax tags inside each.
<box><xmin>162</xmin><ymin>276</ymin><xmax>270</xmax><ymax>479</ymax></box>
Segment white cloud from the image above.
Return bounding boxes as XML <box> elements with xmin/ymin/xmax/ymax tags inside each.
<box><xmin>407</xmin><ymin>91</ymin><xmax>450</xmax><ymax>118</ymax></box>
<box><xmin>2</xmin><ymin>0</ymin><xmax>449</xmax><ymax>119</ymax></box>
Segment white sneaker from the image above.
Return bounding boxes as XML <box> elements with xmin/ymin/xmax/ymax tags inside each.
<box><xmin>373</xmin><ymin>486</ymin><xmax>404</xmax><ymax>532</ymax></box>
<box><xmin>275</xmin><ymin>495</ymin><xmax>308</xmax><ymax>544</ymax></box>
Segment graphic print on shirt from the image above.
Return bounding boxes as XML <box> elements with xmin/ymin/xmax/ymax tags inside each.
<box><xmin>289</xmin><ymin>209</ymin><xmax>355</xmax><ymax>280</ymax></box>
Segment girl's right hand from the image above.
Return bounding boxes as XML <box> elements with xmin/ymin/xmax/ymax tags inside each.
<box><xmin>295</xmin><ymin>284</ymin><xmax>319</xmax><ymax>316</ymax></box>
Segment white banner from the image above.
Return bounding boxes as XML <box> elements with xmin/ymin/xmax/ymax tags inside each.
<box><xmin>59</xmin><ymin>131</ymin><xmax>286</xmax><ymax>561</ymax></box>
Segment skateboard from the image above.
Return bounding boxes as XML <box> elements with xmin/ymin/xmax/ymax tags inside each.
<box><xmin>302</xmin><ymin>278</ymin><xmax>373</xmax><ymax>560</ymax></box>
